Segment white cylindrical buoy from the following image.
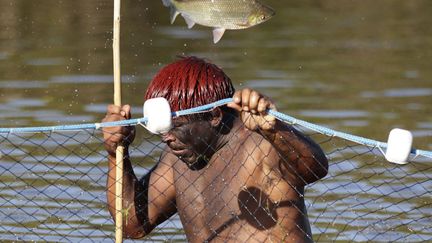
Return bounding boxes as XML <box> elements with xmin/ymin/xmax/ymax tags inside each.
<box><xmin>143</xmin><ymin>97</ymin><xmax>173</xmax><ymax>134</ymax></box>
<box><xmin>385</xmin><ymin>128</ymin><xmax>413</xmax><ymax>164</ymax></box>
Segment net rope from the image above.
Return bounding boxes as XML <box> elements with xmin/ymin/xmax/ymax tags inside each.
<box><xmin>0</xmin><ymin>100</ymin><xmax>431</xmax><ymax>242</ymax></box>
<box><xmin>1</xmin><ymin>98</ymin><xmax>431</xmax><ymax>159</ymax></box>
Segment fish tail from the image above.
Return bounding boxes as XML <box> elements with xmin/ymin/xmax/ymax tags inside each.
<box><xmin>161</xmin><ymin>0</ymin><xmax>171</xmax><ymax>7</ymax></box>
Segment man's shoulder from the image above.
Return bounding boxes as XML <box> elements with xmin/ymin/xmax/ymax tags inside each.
<box><xmin>229</xmin><ymin>128</ymin><xmax>276</xmax><ymax>157</ymax></box>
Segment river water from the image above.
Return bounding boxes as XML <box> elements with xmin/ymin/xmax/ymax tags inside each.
<box><xmin>0</xmin><ymin>0</ymin><xmax>431</xmax><ymax>242</ymax></box>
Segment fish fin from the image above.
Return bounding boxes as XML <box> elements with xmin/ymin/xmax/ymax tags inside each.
<box><xmin>212</xmin><ymin>28</ymin><xmax>226</xmax><ymax>44</ymax></box>
<box><xmin>161</xmin><ymin>0</ymin><xmax>171</xmax><ymax>7</ymax></box>
<box><xmin>181</xmin><ymin>14</ymin><xmax>196</xmax><ymax>29</ymax></box>
<box><xmin>170</xmin><ymin>7</ymin><xmax>180</xmax><ymax>24</ymax></box>
<box><xmin>237</xmin><ymin>22</ymin><xmax>250</xmax><ymax>27</ymax></box>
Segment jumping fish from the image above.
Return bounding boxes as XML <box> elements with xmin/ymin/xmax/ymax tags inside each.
<box><xmin>161</xmin><ymin>0</ymin><xmax>275</xmax><ymax>43</ymax></box>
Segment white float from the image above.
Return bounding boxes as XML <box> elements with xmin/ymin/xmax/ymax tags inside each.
<box><xmin>143</xmin><ymin>97</ymin><xmax>172</xmax><ymax>134</ymax></box>
<box><xmin>385</xmin><ymin>128</ymin><xmax>413</xmax><ymax>164</ymax></box>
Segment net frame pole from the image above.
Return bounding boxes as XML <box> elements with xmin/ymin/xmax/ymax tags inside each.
<box><xmin>113</xmin><ymin>0</ymin><xmax>124</xmax><ymax>242</ymax></box>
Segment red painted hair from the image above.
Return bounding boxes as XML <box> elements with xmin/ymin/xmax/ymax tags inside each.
<box><xmin>145</xmin><ymin>56</ymin><xmax>235</xmax><ymax>112</ymax></box>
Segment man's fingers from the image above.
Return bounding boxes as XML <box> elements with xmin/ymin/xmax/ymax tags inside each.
<box><xmin>122</xmin><ymin>104</ymin><xmax>132</xmax><ymax>119</ymax></box>
<box><xmin>229</xmin><ymin>89</ymin><xmax>277</xmax><ymax>120</ymax></box>
<box><xmin>105</xmin><ymin>104</ymin><xmax>132</xmax><ymax>120</ymax></box>
<box><xmin>258</xmin><ymin>97</ymin><xmax>272</xmax><ymax>113</ymax></box>
<box><xmin>228</xmin><ymin>90</ymin><xmax>243</xmax><ymax>111</ymax></box>
<box><xmin>107</xmin><ymin>104</ymin><xmax>121</xmax><ymax>115</ymax></box>
<box><xmin>229</xmin><ymin>88</ymin><xmax>278</xmax><ymax>131</ymax></box>
<box><xmin>227</xmin><ymin>102</ymin><xmax>242</xmax><ymax>111</ymax></box>
<box><xmin>232</xmin><ymin>90</ymin><xmax>242</xmax><ymax>103</ymax></box>
<box><xmin>102</xmin><ymin>104</ymin><xmax>133</xmax><ymax>140</ymax></box>
<box><xmin>249</xmin><ymin>90</ymin><xmax>260</xmax><ymax>113</ymax></box>
<box><xmin>120</xmin><ymin>104</ymin><xmax>131</xmax><ymax>119</ymax></box>
<box><xmin>102</xmin><ymin>104</ymin><xmax>135</xmax><ymax>154</ymax></box>
<box><xmin>241</xmin><ymin>88</ymin><xmax>251</xmax><ymax>111</ymax></box>
<box><xmin>102</xmin><ymin>113</ymin><xmax>123</xmax><ymax>123</ymax></box>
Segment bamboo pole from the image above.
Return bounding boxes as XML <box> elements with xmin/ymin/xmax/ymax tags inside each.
<box><xmin>113</xmin><ymin>0</ymin><xmax>123</xmax><ymax>242</ymax></box>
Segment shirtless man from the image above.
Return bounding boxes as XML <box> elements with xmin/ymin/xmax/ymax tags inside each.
<box><xmin>102</xmin><ymin>56</ymin><xmax>328</xmax><ymax>242</ymax></box>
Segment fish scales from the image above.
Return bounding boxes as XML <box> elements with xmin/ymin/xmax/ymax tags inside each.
<box><xmin>173</xmin><ymin>0</ymin><xmax>263</xmax><ymax>29</ymax></box>
<box><xmin>162</xmin><ymin>0</ymin><xmax>275</xmax><ymax>43</ymax></box>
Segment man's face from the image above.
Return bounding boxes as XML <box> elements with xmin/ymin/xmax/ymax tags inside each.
<box><xmin>162</xmin><ymin>116</ymin><xmax>215</xmax><ymax>165</ymax></box>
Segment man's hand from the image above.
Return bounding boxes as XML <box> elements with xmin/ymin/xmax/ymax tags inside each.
<box><xmin>227</xmin><ymin>88</ymin><xmax>276</xmax><ymax>131</ymax></box>
<box><xmin>102</xmin><ymin>104</ymin><xmax>135</xmax><ymax>156</ymax></box>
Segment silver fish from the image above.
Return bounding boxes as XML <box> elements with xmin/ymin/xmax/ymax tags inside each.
<box><xmin>162</xmin><ymin>0</ymin><xmax>275</xmax><ymax>43</ymax></box>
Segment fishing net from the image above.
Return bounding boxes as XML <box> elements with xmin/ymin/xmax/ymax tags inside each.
<box><xmin>0</xmin><ymin>115</ymin><xmax>431</xmax><ymax>242</ymax></box>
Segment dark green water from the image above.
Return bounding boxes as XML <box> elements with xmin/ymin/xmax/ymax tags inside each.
<box><xmin>0</xmin><ymin>0</ymin><xmax>431</xmax><ymax>242</ymax></box>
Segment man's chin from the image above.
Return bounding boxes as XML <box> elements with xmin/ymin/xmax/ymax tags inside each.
<box><xmin>178</xmin><ymin>153</ymin><xmax>197</xmax><ymax>165</ymax></box>
<box><xmin>182</xmin><ymin>154</ymin><xmax>210</xmax><ymax>170</ymax></box>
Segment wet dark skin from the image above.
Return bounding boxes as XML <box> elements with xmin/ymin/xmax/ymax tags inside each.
<box><xmin>102</xmin><ymin>88</ymin><xmax>328</xmax><ymax>242</ymax></box>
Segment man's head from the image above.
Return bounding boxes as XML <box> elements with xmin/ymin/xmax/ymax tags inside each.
<box><xmin>145</xmin><ymin>56</ymin><xmax>235</xmax><ymax>166</ymax></box>
<box><xmin>145</xmin><ymin>56</ymin><xmax>235</xmax><ymax>112</ymax></box>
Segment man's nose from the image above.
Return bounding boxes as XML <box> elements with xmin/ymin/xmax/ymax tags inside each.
<box><xmin>161</xmin><ymin>132</ymin><xmax>175</xmax><ymax>143</ymax></box>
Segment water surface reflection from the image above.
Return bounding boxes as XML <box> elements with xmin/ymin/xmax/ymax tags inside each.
<box><xmin>0</xmin><ymin>0</ymin><xmax>431</xmax><ymax>241</ymax></box>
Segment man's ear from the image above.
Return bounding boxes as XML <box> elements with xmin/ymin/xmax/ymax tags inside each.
<box><xmin>210</xmin><ymin>107</ymin><xmax>223</xmax><ymax>127</ymax></box>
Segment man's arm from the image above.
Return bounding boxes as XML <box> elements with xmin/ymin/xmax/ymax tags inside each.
<box><xmin>228</xmin><ymin>88</ymin><xmax>328</xmax><ymax>186</ymax></box>
<box><xmin>103</xmin><ymin>105</ymin><xmax>177</xmax><ymax>238</ymax></box>
<box><xmin>260</xmin><ymin>121</ymin><xmax>328</xmax><ymax>185</ymax></box>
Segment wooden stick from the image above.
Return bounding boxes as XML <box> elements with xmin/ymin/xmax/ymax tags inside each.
<box><xmin>113</xmin><ymin>0</ymin><xmax>123</xmax><ymax>242</ymax></box>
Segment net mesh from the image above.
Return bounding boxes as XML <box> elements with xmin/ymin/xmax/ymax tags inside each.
<box><xmin>0</xmin><ymin>120</ymin><xmax>431</xmax><ymax>242</ymax></box>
